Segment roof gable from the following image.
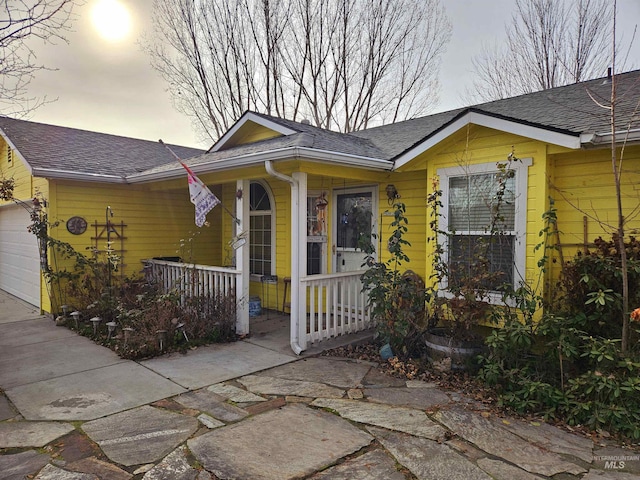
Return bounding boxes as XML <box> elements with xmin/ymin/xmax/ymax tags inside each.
<box><xmin>393</xmin><ymin>109</ymin><xmax>581</xmax><ymax>169</ymax></box>
<box><xmin>209</xmin><ymin>111</ymin><xmax>298</xmax><ymax>152</ymax></box>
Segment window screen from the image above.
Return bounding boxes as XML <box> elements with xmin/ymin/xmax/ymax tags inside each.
<box><xmin>448</xmin><ymin>172</ymin><xmax>516</xmax><ymax>290</ymax></box>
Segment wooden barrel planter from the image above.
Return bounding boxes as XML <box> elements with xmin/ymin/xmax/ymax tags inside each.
<box><xmin>424</xmin><ymin>328</ymin><xmax>484</xmax><ymax>371</ymax></box>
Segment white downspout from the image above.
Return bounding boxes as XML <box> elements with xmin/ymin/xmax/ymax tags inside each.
<box><xmin>264</xmin><ymin>160</ymin><xmax>305</xmax><ymax>355</ymax></box>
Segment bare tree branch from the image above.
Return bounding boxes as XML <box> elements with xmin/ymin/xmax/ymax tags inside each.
<box><xmin>0</xmin><ymin>0</ymin><xmax>77</xmax><ymax>116</ymax></box>
<box><xmin>466</xmin><ymin>0</ymin><xmax>623</xmax><ymax>102</ymax></box>
<box><xmin>145</xmin><ymin>0</ymin><xmax>451</xmax><ymax>140</ymax></box>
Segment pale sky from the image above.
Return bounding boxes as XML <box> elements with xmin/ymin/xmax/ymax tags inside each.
<box><xmin>23</xmin><ymin>0</ymin><xmax>640</xmax><ymax>150</ymax></box>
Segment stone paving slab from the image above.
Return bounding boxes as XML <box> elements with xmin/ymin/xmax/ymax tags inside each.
<box><xmin>476</xmin><ymin>458</ymin><xmax>544</xmax><ymax>480</ymax></box>
<box><xmin>258</xmin><ymin>357</ymin><xmax>373</xmax><ymax>388</ymax></box>
<box><xmin>499</xmin><ymin>416</ymin><xmax>594</xmax><ymax>463</ymax></box>
<box><xmin>582</xmin><ymin>471</ymin><xmax>640</xmax><ymax>480</ymax></box>
<box><xmin>311</xmin><ymin>398</ymin><xmax>446</xmax><ymax>440</ymax></box>
<box><xmin>434</xmin><ymin>407</ymin><xmax>586</xmax><ymax>477</ymax></box>
<box><xmin>363</xmin><ymin>386</ymin><xmax>450</xmax><ymax>409</ymax></box>
<box><xmin>5</xmin><ymin>362</ymin><xmax>186</xmax><ymax>421</ymax></box>
<box><xmin>197</xmin><ymin>413</ymin><xmax>225</xmax><ymax>429</ymax></box>
<box><xmin>0</xmin><ymin>394</ymin><xmax>16</xmax><ymax>421</ymax></box>
<box><xmin>207</xmin><ymin>382</ymin><xmax>266</xmax><ymax>403</ymax></box>
<box><xmin>174</xmin><ymin>389</ymin><xmax>248</xmax><ymax>423</ymax></box>
<box><xmin>0</xmin><ymin>334</ymin><xmax>125</xmax><ymax>389</ymax></box>
<box><xmin>82</xmin><ymin>405</ymin><xmax>199</xmax><ymax>467</ymax></box>
<box><xmin>0</xmin><ymin>450</ymin><xmax>50</xmax><ymax>480</ymax></box>
<box><xmin>34</xmin><ymin>464</ymin><xmax>96</xmax><ymax>479</ymax></box>
<box><xmin>0</xmin><ymin>421</ymin><xmax>74</xmax><ymax>448</ymax></box>
<box><xmin>238</xmin><ymin>374</ymin><xmax>345</xmax><ymax>398</ymax></box>
<box><xmin>141</xmin><ymin>341</ymin><xmax>296</xmax><ymax>389</ymax></box>
<box><xmin>65</xmin><ymin>457</ymin><xmax>132</xmax><ymax>480</ymax></box>
<box><xmin>361</xmin><ymin>368</ymin><xmax>406</xmax><ymax>388</ymax></box>
<box><xmin>593</xmin><ymin>446</ymin><xmax>640</xmax><ymax>474</ymax></box>
<box><xmin>310</xmin><ymin>449</ymin><xmax>405</xmax><ymax>479</ymax></box>
<box><xmin>370</xmin><ymin>426</ymin><xmax>491</xmax><ymax>480</ymax></box>
<box><xmin>188</xmin><ymin>404</ymin><xmax>373</xmax><ymax>480</ymax></box>
<box><xmin>406</xmin><ymin>380</ymin><xmax>439</xmax><ymax>388</ymax></box>
<box><xmin>142</xmin><ymin>447</ymin><xmax>198</xmax><ymax>480</ymax></box>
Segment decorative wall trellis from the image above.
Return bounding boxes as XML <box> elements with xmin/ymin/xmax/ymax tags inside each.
<box><xmin>91</xmin><ymin>220</ymin><xmax>127</xmax><ymax>277</ymax></box>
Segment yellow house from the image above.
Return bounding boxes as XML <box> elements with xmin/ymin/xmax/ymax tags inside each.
<box><xmin>1</xmin><ymin>69</ymin><xmax>639</xmax><ymax>354</ymax></box>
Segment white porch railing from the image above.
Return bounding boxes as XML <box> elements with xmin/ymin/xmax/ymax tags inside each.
<box><xmin>144</xmin><ymin>260</ymin><xmax>372</xmax><ymax>349</ymax></box>
<box><xmin>301</xmin><ymin>271</ymin><xmax>372</xmax><ymax>344</ymax></box>
<box><xmin>143</xmin><ymin>259</ymin><xmax>239</xmax><ymax>299</ymax></box>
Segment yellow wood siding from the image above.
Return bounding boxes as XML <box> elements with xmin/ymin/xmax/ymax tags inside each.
<box><xmin>550</xmin><ymin>145</ymin><xmax>640</xmax><ymax>261</ymax></box>
<box><xmin>49</xmin><ymin>180</ymin><xmax>224</xmax><ymax>279</ymax></box>
<box><xmin>220</xmin><ymin>122</ymin><xmax>283</xmax><ymax>149</ymax></box>
<box><xmin>374</xmin><ymin>172</ymin><xmax>428</xmax><ymax>282</ymax></box>
<box><xmin>0</xmin><ymin>141</ymin><xmax>45</xmax><ymax>204</ymax></box>
<box><xmin>420</xmin><ymin>125</ymin><xmax>550</xmax><ymax>294</ymax></box>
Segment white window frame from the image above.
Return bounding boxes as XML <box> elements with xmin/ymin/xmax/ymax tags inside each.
<box><xmin>437</xmin><ymin>158</ymin><xmax>532</xmax><ymax>304</ymax></box>
<box><xmin>249</xmin><ymin>180</ymin><xmax>276</xmax><ymax>280</ymax></box>
<box><xmin>306</xmin><ymin>191</ymin><xmax>328</xmax><ymax>275</ymax></box>
<box><xmin>331</xmin><ymin>185</ymin><xmax>378</xmax><ymax>272</ymax></box>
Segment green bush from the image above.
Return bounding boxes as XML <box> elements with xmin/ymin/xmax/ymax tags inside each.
<box><xmin>361</xmin><ymin>202</ymin><xmax>429</xmax><ymax>359</ymax></box>
<box><xmin>478</xmin><ymin>238</ymin><xmax>640</xmax><ymax>439</ymax></box>
<box><xmin>559</xmin><ymin>235</ymin><xmax>640</xmax><ymax>339</ymax></box>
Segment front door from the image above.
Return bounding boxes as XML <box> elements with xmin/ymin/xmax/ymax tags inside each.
<box><xmin>333</xmin><ymin>187</ymin><xmax>376</xmax><ymax>272</ymax></box>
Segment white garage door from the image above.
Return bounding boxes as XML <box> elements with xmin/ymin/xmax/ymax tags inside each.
<box><xmin>0</xmin><ymin>204</ymin><xmax>41</xmax><ymax>307</ymax></box>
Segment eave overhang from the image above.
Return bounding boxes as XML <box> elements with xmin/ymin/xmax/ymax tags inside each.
<box><xmin>580</xmin><ymin>128</ymin><xmax>640</xmax><ymax>148</ymax></box>
<box><xmin>393</xmin><ymin>109</ymin><xmax>582</xmax><ymax>170</ymax></box>
<box><xmin>30</xmin><ymin>167</ymin><xmax>127</xmax><ymax>183</ymax></box>
<box><xmin>127</xmin><ymin>146</ymin><xmax>392</xmax><ymax>184</ymax></box>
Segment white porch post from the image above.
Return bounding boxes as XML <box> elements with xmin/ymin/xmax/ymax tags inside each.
<box><xmin>291</xmin><ymin>172</ymin><xmax>307</xmax><ymax>352</ymax></box>
<box><xmin>235</xmin><ymin>179</ymin><xmax>250</xmax><ymax>335</ymax></box>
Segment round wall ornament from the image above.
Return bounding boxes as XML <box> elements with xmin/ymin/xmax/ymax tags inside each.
<box><xmin>66</xmin><ymin>216</ymin><xmax>88</xmax><ymax>235</ymax></box>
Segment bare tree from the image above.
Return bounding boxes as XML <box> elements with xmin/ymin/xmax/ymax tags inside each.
<box><xmin>468</xmin><ymin>0</ymin><xmax>614</xmax><ymax>102</ymax></box>
<box><xmin>0</xmin><ymin>0</ymin><xmax>77</xmax><ymax>116</ymax></box>
<box><xmin>146</xmin><ymin>0</ymin><xmax>451</xmax><ymax>141</ymax></box>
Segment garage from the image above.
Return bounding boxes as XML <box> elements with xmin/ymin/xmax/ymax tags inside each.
<box><xmin>0</xmin><ymin>204</ymin><xmax>41</xmax><ymax>308</ymax></box>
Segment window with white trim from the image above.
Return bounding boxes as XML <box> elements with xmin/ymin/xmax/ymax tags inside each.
<box><xmin>250</xmin><ymin>181</ymin><xmax>274</xmax><ymax>276</ymax></box>
<box><xmin>438</xmin><ymin>158</ymin><xmax>531</xmax><ymax>295</ymax></box>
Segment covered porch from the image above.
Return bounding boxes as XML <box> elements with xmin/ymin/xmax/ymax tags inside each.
<box><xmin>144</xmin><ymin>246</ymin><xmax>373</xmax><ymax>354</ymax></box>
<box><xmin>142</xmin><ymin>163</ymin><xmax>383</xmax><ymax>353</ymax></box>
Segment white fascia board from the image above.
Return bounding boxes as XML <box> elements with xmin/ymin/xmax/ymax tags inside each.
<box><xmin>210</xmin><ymin>112</ymin><xmax>298</xmax><ymax>153</ymax></box>
<box><xmin>30</xmin><ymin>167</ymin><xmax>127</xmax><ymax>183</ymax></box>
<box><xmin>127</xmin><ymin>147</ymin><xmax>391</xmax><ymax>183</ymax></box>
<box><xmin>0</xmin><ymin>127</ymin><xmax>33</xmax><ymax>175</ymax></box>
<box><xmin>581</xmin><ymin>128</ymin><xmax>640</xmax><ymax>147</ymax></box>
<box><xmin>295</xmin><ymin>147</ymin><xmax>392</xmax><ymax>170</ymax></box>
<box><xmin>393</xmin><ymin>111</ymin><xmax>581</xmax><ymax>170</ymax></box>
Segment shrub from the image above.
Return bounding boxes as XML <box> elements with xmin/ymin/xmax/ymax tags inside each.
<box><xmin>479</xmin><ymin>234</ymin><xmax>640</xmax><ymax>440</ymax></box>
<box><xmin>361</xmin><ymin>202</ymin><xmax>429</xmax><ymax>359</ymax></box>
<box><xmin>558</xmin><ymin>235</ymin><xmax>640</xmax><ymax>339</ymax></box>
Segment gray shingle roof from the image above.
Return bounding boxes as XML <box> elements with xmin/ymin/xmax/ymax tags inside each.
<box><xmin>0</xmin><ymin>117</ymin><xmax>204</xmax><ymax>178</ymax></box>
<box><xmin>231</xmin><ymin>111</ymin><xmax>387</xmax><ymax>159</ymax></box>
<box><xmin>2</xmin><ymin>69</ymin><xmax>637</xmax><ymax>182</ymax></box>
<box><xmin>350</xmin><ymin>69</ymin><xmax>640</xmax><ymax>160</ymax></box>
<box><xmin>194</xmin><ymin>69</ymin><xmax>639</xmax><ymax>166</ymax></box>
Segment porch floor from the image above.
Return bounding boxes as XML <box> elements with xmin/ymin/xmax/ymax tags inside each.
<box><xmin>245</xmin><ymin>310</ymin><xmax>374</xmax><ymax>357</ymax></box>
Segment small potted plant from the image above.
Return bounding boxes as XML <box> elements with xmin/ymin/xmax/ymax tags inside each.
<box><xmin>424</xmin><ymin>158</ymin><xmax>517</xmax><ymax>370</ymax></box>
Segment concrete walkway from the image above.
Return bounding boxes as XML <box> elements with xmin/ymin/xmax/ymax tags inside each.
<box><xmin>0</xmin><ymin>290</ymin><xmax>639</xmax><ymax>479</ymax></box>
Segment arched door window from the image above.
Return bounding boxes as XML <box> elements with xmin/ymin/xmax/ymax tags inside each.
<box><xmin>250</xmin><ymin>182</ymin><xmax>274</xmax><ymax>276</ymax></box>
